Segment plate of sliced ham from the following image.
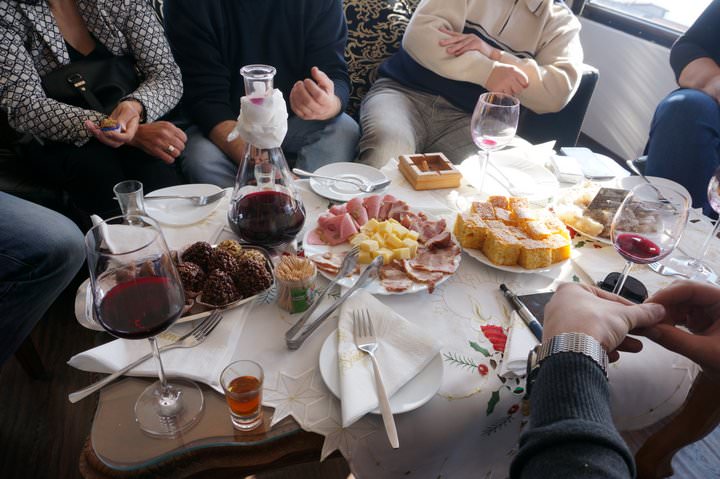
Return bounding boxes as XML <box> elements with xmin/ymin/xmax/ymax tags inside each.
<box><xmin>304</xmin><ymin>194</ymin><xmax>461</xmax><ymax>295</ymax></box>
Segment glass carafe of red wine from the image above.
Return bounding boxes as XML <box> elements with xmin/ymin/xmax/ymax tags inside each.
<box><xmin>228</xmin><ymin>65</ymin><xmax>306</xmax><ymax>247</ymax></box>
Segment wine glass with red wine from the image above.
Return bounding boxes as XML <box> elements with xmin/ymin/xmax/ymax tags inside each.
<box><xmin>471</xmin><ymin>92</ymin><xmax>519</xmax><ymax>194</ymax></box>
<box><xmin>85</xmin><ymin>215</ymin><xmax>204</xmax><ymax>437</ymax></box>
<box><xmin>610</xmin><ymin>183</ymin><xmax>690</xmax><ymax>295</ymax></box>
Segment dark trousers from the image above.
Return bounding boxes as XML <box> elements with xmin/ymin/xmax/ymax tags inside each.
<box><xmin>24</xmin><ymin>139</ymin><xmax>183</xmax><ymax>219</ymax></box>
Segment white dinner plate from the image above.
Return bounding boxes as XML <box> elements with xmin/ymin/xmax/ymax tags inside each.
<box><xmin>309</xmin><ymin>162</ymin><xmax>390</xmax><ymax>202</ymax></box>
<box><xmin>319</xmin><ymin>330</ymin><xmax>443</xmax><ymax>414</ymax></box>
<box><xmin>617</xmin><ymin>175</ymin><xmax>692</xmax><ymax>202</ymax></box>
<box><xmin>463</xmin><ymin>247</ymin><xmax>571</xmax><ymax>274</ymax></box>
<box><xmin>145</xmin><ymin>184</ymin><xmax>224</xmax><ymax>226</ymax></box>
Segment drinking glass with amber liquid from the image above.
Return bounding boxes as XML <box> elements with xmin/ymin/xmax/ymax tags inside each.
<box><xmin>220</xmin><ymin>360</ymin><xmax>264</xmax><ymax>430</ymax></box>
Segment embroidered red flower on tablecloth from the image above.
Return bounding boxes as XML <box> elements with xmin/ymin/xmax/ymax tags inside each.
<box><xmin>481</xmin><ymin>325</ymin><xmax>507</xmax><ymax>353</ymax></box>
<box><xmin>477</xmin><ymin>364</ymin><xmax>489</xmax><ymax>376</ymax></box>
<box><xmin>567</xmin><ymin>226</ymin><xmax>577</xmax><ymax>239</ymax></box>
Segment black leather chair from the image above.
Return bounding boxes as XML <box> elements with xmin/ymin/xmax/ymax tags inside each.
<box><xmin>517</xmin><ymin>65</ymin><xmax>600</xmax><ymax>148</ymax></box>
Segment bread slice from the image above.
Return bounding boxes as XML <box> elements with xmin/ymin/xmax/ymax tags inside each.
<box><xmin>518</xmin><ymin>239</ymin><xmax>553</xmax><ymax>269</ymax></box>
<box><xmin>482</xmin><ymin>227</ymin><xmax>522</xmax><ymax>265</ymax></box>
<box><xmin>454</xmin><ymin>213</ymin><xmax>488</xmax><ymax>250</ymax></box>
<box><xmin>547</xmin><ymin>234</ymin><xmax>572</xmax><ymax>262</ymax></box>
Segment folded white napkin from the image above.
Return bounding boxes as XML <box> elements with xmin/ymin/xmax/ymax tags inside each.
<box><xmin>227</xmin><ymin>88</ymin><xmax>288</xmax><ymax>148</ymax></box>
<box><xmin>497</xmin><ymin>311</ymin><xmax>540</xmax><ymax>378</ymax></box>
<box><xmin>68</xmin><ymin>305</ymin><xmax>251</xmax><ymax>393</ymax></box>
<box><xmin>337</xmin><ymin>291</ymin><xmax>442</xmax><ymax>427</ymax></box>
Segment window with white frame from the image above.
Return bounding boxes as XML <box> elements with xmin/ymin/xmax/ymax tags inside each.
<box><xmin>585</xmin><ymin>0</ymin><xmax>711</xmax><ymax>32</ymax></box>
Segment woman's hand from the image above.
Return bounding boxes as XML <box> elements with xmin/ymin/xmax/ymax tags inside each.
<box><xmin>438</xmin><ymin>27</ymin><xmax>500</xmax><ymax>60</ymax></box>
<box><xmin>128</xmin><ymin>121</ymin><xmax>187</xmax><ymax>164</ymax></box>
<box><xmin>84</xmin><ymin>100</ymin><xmax>143</xmax><ymax>147</ymax></box>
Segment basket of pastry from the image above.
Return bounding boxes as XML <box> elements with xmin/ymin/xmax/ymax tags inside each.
<box><xmin>454</xmin><ymin>195</ymin><xmax>572</xmax><ymax>271</ymax></box>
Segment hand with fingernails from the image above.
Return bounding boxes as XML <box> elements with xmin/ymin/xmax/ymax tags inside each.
<box><xmin>289</xmin><ymin>66</ymin><xmax>342</xmax><ymax>121</ymax></box>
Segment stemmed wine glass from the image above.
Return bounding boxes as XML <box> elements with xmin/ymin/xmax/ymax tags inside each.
<box><xmin>664</xmin><ymin>168</ymin><xmax>720</xmax><ymax>282</ymax></box>
<box><xmin>85</xmin><ymin>215</ymin><xmax>204</xmax><ymax>437</ymax></box>
<box><xmin>470</xmin><ymin>92</ymin><xmax>520</xmax><ymax>194</ymax></box>
<box><xmin>610</xmin><ymin>184</ymin><xmax>690</xmax><ymax>295</ymax></box>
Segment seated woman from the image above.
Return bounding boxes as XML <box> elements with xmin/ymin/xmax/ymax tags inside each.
<box><xmin>0</xmin><ymin>0</ymin><xmax>186</xmax><ymax>219</ymax></box>
<box><xmin>645</xmin><ymin>1</ymin><xmax>720</xmax><ymax>217</ymax></box>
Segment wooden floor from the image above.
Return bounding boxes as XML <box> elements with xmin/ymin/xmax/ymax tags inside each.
<box><xmin>0</xmin><ymin>279</ymin><xmax>350</xmax><ymax>479</ymax></box>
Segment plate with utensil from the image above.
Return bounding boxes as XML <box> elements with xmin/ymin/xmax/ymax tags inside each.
<box><xmin>144</xmin><ymin>184</ymin><xmax>226</xmax><ymax>226</ymax></box>
<box><xmin>303</xmin><ymin>162</ymin><xmax>390</xmax><ymax>202</ymax></box>
<box><xmin>318</xmin><ymin>330</ymin><xmax>443</xmax><ymax>414</ymax></box>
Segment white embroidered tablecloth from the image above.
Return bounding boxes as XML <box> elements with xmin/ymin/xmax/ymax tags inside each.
<box><xmin>74</xmin><ymin>150</ymin><xmax>707</xmax><ymax>478</ymax></box>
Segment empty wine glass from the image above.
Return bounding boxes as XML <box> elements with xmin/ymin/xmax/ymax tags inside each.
<box><xmin>664</xmin><ymin>169</ymin><xmax>720</xmax><ymax>282</ymax></box>
<box><xmin>470</xmin><ymin>92</ymin><xmax>520</xmax><ymax>194</ymax></box>
<box><xmin>85</xmin><ymin>215</ymin><xmax>204</xmax><ymax>437</ymax></box>
<box><xmin>610</xmin><ymin>183</ymin><xmax>690</xmax><ymax>295</ymax></box>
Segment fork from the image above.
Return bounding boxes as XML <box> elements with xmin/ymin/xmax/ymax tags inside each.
<box><xmin>144</xmin><ymin>189</ymin><xmax>227</xmax><ymax>206</ymax></box>
<box><xmin>353</xmin><ymin>309</ymin><xmax>399</xmax><ymax>449</ymax></box>
<box><xmin>292</xmin><ymin>168</ymin><xmax>391</xmax><ymax>193</ymax></box>
<box><xmin>647</xmin><ymin>261</ymin><xmax>689</xmax><ymax>279</ymax></box>
<box><xmin>68</xmin><ymin>310</ymin><xmax>224</xmax><ymax>403</ymax></box>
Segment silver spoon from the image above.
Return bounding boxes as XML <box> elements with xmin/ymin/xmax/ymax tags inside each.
<box><xmin>293</xmin><ymin>168</ymin><xmax>390</xmax><ymax>193</ymax></box>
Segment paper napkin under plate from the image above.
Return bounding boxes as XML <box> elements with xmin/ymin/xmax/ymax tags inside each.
<box><xmin>337</xmin><ymin>290</ymin><xmax>442</xmax><ymax>427</ymax></box>
<box><xmin>68</xmin><ymin>304</ymin><xmax>251</xmax><ymax>393</ymax></box>
<box><xmin>497</xmin><ymin>311</ymin><xmax>540</xmax><ymax>378</ymax></box>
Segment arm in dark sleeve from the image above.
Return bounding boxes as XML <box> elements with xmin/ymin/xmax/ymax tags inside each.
<box><xmin>670</xmin><ymin>0</ymin><xmax>720</xmax><ymax>81</ymax></box>
<box><xmin>306</xmin><ymin>0</ymin><xmax>350</xmax><ymax>114</ymax></box>
<box><xmin>510</xmin><ymin>353</ymin><xmax>635</xmax><ymax>479</ymax></box>
<box><xmin>164</xmin><ymin>0</ymin><xmax>236</xmax><ymax>136</ymax></box>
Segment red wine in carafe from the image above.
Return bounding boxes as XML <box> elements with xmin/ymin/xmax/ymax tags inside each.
<box><xmin>229</xmin><ymin>190</ymin><xmax>305</xmax><ymax>246</ymax></box>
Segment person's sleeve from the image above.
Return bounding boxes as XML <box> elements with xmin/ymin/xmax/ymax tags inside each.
<box><xmin>0</xmin><ymin>20</ymin><xmax>103</xmax><ymax>145</ymax></box>
<box><xmin>670</xmin><ymin>0</ymin><xmax>720</xmax><ymax>81</ymax></box>
<box><xmin>510</xmin><ymin>353</ymin><xmax>635</xmax><ymax>479</ymax></box>
<box><xmin>117</xmin><ymin>0</ymin><xmax>183</xmax><ymax>123</ymax></box>
<box><xmin>164</xmin><ymin>0</ymin><xmax>236</xmax><ymax>136</ymax></box>
<box><xmin>402</xmin><ymin>0</ymin><xmax>499</xmax><ymax>89</ymax></box>
<box><xmin>306</xmin><ymin>0</ymin><xmax>350</xmax><ymax>114</ymax></box>
<box><xmin>499</xmin><ymin>4</ymin><xmax>583</xmax><ymax>113</ymax></box>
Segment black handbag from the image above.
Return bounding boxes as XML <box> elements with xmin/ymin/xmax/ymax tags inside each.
<box><xmin>40</xmin><ymin>55</ymin><xmax>142</xmax><ymax>114</ymax></box>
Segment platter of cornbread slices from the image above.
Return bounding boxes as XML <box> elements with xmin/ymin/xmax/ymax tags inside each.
<box><xmin>453</xmin><ymin>195</ymin><xmax>572</xmax><ymax>273</ymax></box>
<box><xmin>305</xmin><ymin>193</ymin><xmax>461</xmax><ymax>294</ymax></box>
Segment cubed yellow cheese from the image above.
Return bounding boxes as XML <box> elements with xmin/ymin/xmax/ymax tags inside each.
<box><xmin>350</xmin><ymin>233</ymin><xmax>369</xmax><ymax>246</ymax></box>
<box><xmin>385</xmin><ymin>234</ymin><xmax>404</xmax><ymax>249</ymax></box>
<box><xmin>392</xmin><ymin>222</ymin><xmax>410</xmax><ymax>238</ymax></box>
<box><xmin>393</xmin><ymin>247</ymin><xmax>411</xmax><ymax>260</ymax></box>
<box><xmin>358</xmin><ymin>251</ymin><xmax>373</xmax><ymax>264</ymax></box>
<box><xmin>377</xmin><ymin>248</ymin><xmax>394</xmax><ymax>265</ymax></box>
<box><xmin>405</xmin><ymin>230</ymin><xmax>419</xmax><ymax>241</ymax></box>
<box><xmin>364</xmin><ymin>218</ymin><xmax>380</xmax><ymax>232</ymax></box>
<box><xmin>402</xmin><ymin>237</ymin><xmax>418</xmax><ymax>256</ymax></box>
<box><xmin>377</xmin><ymin>221</ymin><xmax>392</xmax><ymax>234</ymax></box>
<box><xmin>359</xmin><ymin>239</ymin><xmax>379</xmax><ymax>252</ymax></box>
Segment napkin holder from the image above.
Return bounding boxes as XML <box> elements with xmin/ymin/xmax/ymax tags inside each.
<box><xmin>398</xmin><ymin>153</ymin><xmax>462</xmax><ymax>190</ymax></box>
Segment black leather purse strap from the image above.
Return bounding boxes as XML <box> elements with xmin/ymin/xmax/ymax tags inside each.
<box><xmin>65</xmin><ymin>72</ymin><xmax>104</xmax><ymax>112</ymax></box>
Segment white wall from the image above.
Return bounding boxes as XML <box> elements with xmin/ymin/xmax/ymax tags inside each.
<box><xmin>579</xmin><ymin>18</ymin><xmax>678</xmax><ymax>160</ymax></box>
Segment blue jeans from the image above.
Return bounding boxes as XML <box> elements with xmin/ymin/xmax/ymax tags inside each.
<box><xmin>180</xmin><ymin>113</ymin><xmax>360</xmax><ymax>187</ymax></box>
<box><xmin>0</xmin><ymin>193</ymin><xmax>85</xmax><ymax>364</ymax></box>
<box><xmin>646</xmin><ymin>89</ymin><xmax>720</xmax><ymax>216</ymax></box>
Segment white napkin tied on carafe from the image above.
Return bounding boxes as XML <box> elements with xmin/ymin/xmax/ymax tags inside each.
<box><xmin>227</xmin><ymin>88</ymin><xmax>288</xmax><ymax>149</ymax></box>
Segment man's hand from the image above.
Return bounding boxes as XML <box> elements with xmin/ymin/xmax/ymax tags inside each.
<box><xmin>678</xmin><ymin>57</ymin><xmax>720</xmax><ymax>103</ymax></box>
<box><xmin>544</xmin><ymin>283</ymin><xmax>665</xmax><ymax>362</ymax></box>
<box><xmin>209</xmin><ymin>120</ymin><xmax>247</xmax><ymax>165</ymax></box>
<box><xmin>640</xmin><ymin>280</ymin><xmax>720</xmax><ymax>377</ymax></box>
<box><xmin>289</xmin><ymin>67</ymin><xmax>341</xmax><ymax>121</ymax></box>
<box><xmin>438</xmin><ymin>27</ymin><xmax>500</xmax><ymax>60</ymax></box>
<box><xmin>128</xmin><ymin>121</ymin><xmax>187</xmax><ymax>164</ymax></box>
<box><xmin>486</xmin><ymin>64</ymin><xmax>529</xmax><ymax>96</ymax></box>
<box><xmin>84</xmin><ymin>100</ymin><xmax>143</xmax><ymax>147</ymax></box>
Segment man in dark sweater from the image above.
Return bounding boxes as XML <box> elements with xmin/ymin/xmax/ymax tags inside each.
<box><xmin>511</xmin><ymin>281</ymin><xmax>720</xmax><ymax>478</ymax></box>
<box><xmin>164</xmin><ymin>0</ymin><xmax>360</xmax><ymax>187</ymax></box>
<box><xmin>645</xmin><ymin>1</ymin><xmax>720</xmax><ymax>217</ymax></box>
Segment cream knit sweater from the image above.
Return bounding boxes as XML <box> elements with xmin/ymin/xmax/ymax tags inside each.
<box><xmin>402</xmin><ymin>0</ymin><xmax>583</xmax><ymax>113</ymax></box>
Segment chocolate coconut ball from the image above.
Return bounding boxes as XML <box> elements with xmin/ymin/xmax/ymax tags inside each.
<box><xmin>177</xmin><ymin>261</ymin><xmax>206</xmax><ymax>293</ymax></box>
<box><xmin>237</xmin><ymin>248</ymin><xmax>266</xmax><ymax>264</ymax></box>
<box><xmin>202</xmin><ymin>269</ymin><xmax>240</xmax><ymax>306</ymax></box>
<box><xmin>181</xmin><ymin>241</ymin><xmax>213</xmax><ymax>272</ymax></box>
<box><xmin>217</xmin><ymin>239</ymin><xmax>243</xmax><ymax>259</ymax></box>
<box><xmin>207</xmin><ymin>249</ymin><xmax>241</xmax><ymax>277</ymax></box>
<box><xmin>233</xmin><ymin>257</ymin><xmax>272</xmax><ymax>298</ymax></box>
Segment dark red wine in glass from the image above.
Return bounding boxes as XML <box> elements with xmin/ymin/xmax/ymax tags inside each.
<box><xmin>97</xmin><ymin>276</ymin><xmax>184</xmax><ymax>340</ymax></box>
<box><xmin>229</xmin><ymin>190</ymin><xmax>306</xmax><ymax>246</ymax></box>
<box><xmin>614</xmin><ymin>233</ymin><xmax>662</xmax><ymax>264</ymax></box>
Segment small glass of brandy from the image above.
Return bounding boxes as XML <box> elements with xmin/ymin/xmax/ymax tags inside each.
<box><xmin>220</xmin><ymin>360</ymin><xmax>264</xmax><ymax>431</ymax></box>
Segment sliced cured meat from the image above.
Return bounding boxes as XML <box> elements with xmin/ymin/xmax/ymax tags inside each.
<box><xmin>328</xmin><ymin>204</ymin><xmax>347</xmax><ymax>216</ymax></box>
<box><xmin>315</xmin><ymin>213</ymin><xmax>359</xmax><ymax>245</ymax></box>
<box><xmin>410</xmin><ymin>217</ymin><xmax>447</xmax><ymax>244</ymax></box>
<box><xmin>409</xmin><ymin>245</ymin><xmax>461</xmax><ymax>274</ymax></box>
<box><xmin>378</xmin><ymin>194</ymin><xmax>398</xmax><ymax>220</ymax></box>
<box><xmin>379</xmin><ymin>261</ymin><xmax>412</xmax><ymax>292</ymax></box>
<box><xmin>346</xmin><ymin>197</ymin><xmax>369</xmax><ymax>226</ymax></box>
<box><xmin>400</xmin><ymin>212</ymin><xmax>419</xmax><ymax>229</ymax></box>
<box><xmin>309</xmin><ymin>252</ymin><xmax>342</xmax><ymax>275</ymax></box>
<box><xmin>362</xmin><ymin>194</ymin><xmax>382</xmax><ymax>220</ymax></box>
<box><xmin>425</xmin><ymin>231</ymin><xmax>452</xmax><ymax>250</ymax></box>
<box><xmin>401</xmin><ymin>260</ymin><xmax>443</xmax><ymax>294</ymax></box>
<box><xmin>306</xmin><ymin>228</ymin><xmax>326</xmax><ymax>245</ymax></box>
<box><xmin>387</xmin><ymin>201</ymin><xmax>411</xmax><ymax>222</ymax></box>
